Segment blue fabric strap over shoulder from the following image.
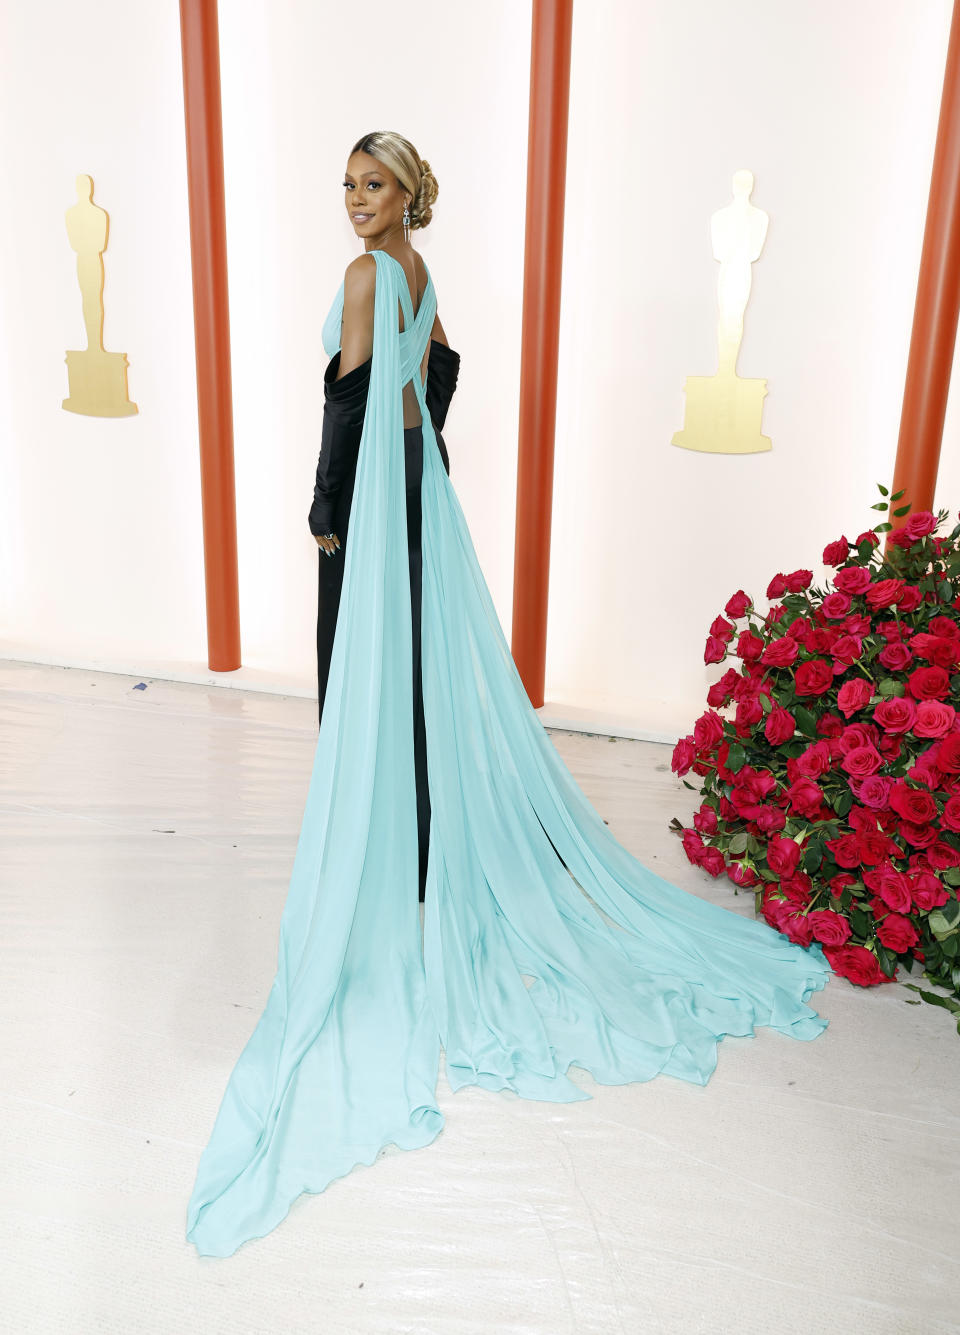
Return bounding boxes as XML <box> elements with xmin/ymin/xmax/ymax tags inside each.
<box><xmin>186</xmin><ymin>249</ymin><xmax>831</xmax><ymax>1259</ymax></box>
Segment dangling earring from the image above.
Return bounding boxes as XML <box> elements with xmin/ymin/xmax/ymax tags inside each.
<box><xmin>402</xmin><ymin>199</ymin><xmax>411</xmax><ymax>243</ymax></box>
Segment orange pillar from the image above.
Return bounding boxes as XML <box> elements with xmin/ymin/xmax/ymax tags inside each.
<box><xmin>889</xmin><ymin>0</ymin><xmax>960</xmax><ymax>530</ymax></box>
<box><xmin>179</xmin><ymin>0</ymin><xmax>241</xmax><ymax>669</ymax></box>
<box><xmin>510</xmin><ymin>0</ymin><xmax>574</xmax><ymax>707</ymax></box>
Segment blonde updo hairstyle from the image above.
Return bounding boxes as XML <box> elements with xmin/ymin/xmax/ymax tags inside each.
<box><xmin>349</xmin><ymin>130</ymin><xmax>438</xmax><ymax>230</ymax></box>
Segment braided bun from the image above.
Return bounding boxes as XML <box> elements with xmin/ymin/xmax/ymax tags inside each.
<box><xmin>410</xmin><ymin>158</ymin><xmax>439</xmax><ymax>230</ymax></box>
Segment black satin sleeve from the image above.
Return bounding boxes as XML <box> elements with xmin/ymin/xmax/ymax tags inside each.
<box><xmin>307</xmin><ymin>351</ymin><xmax>372</xmax><ymax>536</ymax></box>
<box><xmin>425</xmin><ymin>341</ymin><xmax>461</xmax><ymax>431</ymax></box>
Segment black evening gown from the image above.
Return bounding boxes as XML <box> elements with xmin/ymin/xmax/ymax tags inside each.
<box><xmin>308</xmin><ymin>338</ymin><xmax>461</xmax><ymax>902</ymax></box>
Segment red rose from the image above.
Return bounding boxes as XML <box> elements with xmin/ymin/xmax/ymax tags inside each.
<box><xmin>704</xmin><ymin>635</ymin><xmax>727</xmax><ymax>665</ymax></box>
<box><xmin>693</xmin><ymin>803</ymin><xmax>719</xmax><ymax>836</ymax></box>
<box><xmin>823</xmin><ymin>943</ymin><xmax>892</xmax><ymax>986</ymax></box>
<box><xmin>672</xmin><ymin>737</ymin><xmax>696</xmax><ymax>775</ymax></box>
<box><xmin>888</xmin><ymin>781</ymin><xmax>937</xmax><ymax>824</ymax></box>
<box><xmin>873</xmin><ymin>866</ymin><xmax>913</xmax><ymax>913</ymax></box>
<box><xmin>807</xmin><ymin>626</ymin><xmax>838</xmax><ymax>654</ymax></box>
<box><xmin>872</xmin><ymin>697</ymin><xmax>916</xmax><ymax>735</ymax></box>
<box><xmin>908</xmin><ymin>870</ymin><xmax>950</xmax><ymax>911</ymax></box>
<box><xmin>897</xmin><ymin>586</ymin><xmax>923</xmax><ymax>613</ymax></box>
<box><xmin>836</xmin><ymin>678</ymin><xmax>873</xmax><ymax>718</ymax></box>
<box><xmin>761</xmin><ymin>636</ymin><xmax>799</xmax><ymax>668</ymax></box>
<box><xmin>841</xmin><ymin>745</ymin><xmax>883</xmax><ymax>778</ymax></box>
<box><xmin>787</xmin><ymin>778</ymin><xmax>824</xmax><ymax>818</ymax></box>
<box><xmin>767</xmin><ymin>836</ymin><xmax>801</xmax><ymax>878</ymax></box>
<box><xmin>930</xmin><ymin>615</ymin><xmax>959</xmax><ymax>638</ymax></box>
<box><xmin>817</xmin><ymin>713</ymin><xmax>845</xmax><ymax>738</ymax></box>
<box><xmin>851</xmin><ymin>774</ymin><xmax>892</xmax><ymax>809</ymax></box>
<box><xmin>785</xmin><ymin>569</ymin><xmax>813</xmax><ymax>592</ymax></box>
<box><xmin>859</xmin><ymin>830</ymin><xmax>898</xmax><ymax>865</ymax></box>
<box><xmin>911</xmin><ymin>633</ymin><xmax>960</xmax><ymax>669</ymax></box>
<box><xmin>877</xmin><ymin>913</ymin><xmax>919</xmax><ymax>952</ymax></box>
<box><xmin>766</xmin><ymin>573</ymin><xmax>788</xmax><ymax>598</ymax></box>
<box><xmin>834</xmin><ymin>566</ymin><xmax>872</xmax><ymax>595</ymax></box>
<box><xmin>764</xmin><ymin>707</ymin><xmax>796</xmax><ymax>746</ymax></box>
<box><xmin>907</xmin><ymin>665</ymin><xmax>950</xmax><ymax>700</ymax></box>
<box><xmin>762</xmin><ymin>893</ymin><xmax>814</xmax><ymax>947</ymax></box>
<box><xmin>808</xmin><ymin>909</ymin><xmax>852</xmax><ymax>946</ymax></box>
<box><xmin>914</xmin><ymin>700</ymin><xmax>956</xmax><ymax>738</ymax></box>
<box><xmin>727</xmin><ymin>860</ymin><xmax>760</xmax><ymax>888</ymax></box>
<box><xmin>795</xmin><ymin>739</ymin><xmax>833</xmax><ymax>778</ymax></box>
<box><xmin>735</xmin><ymin>697</ymin><xmax>764</xmax><ymax>734</ymax></box>
<box><xmin>710</xmin><ymin>615</ymin><xmax>735</xmax><ymax>642</ymax></box>
<box><xmin>845</xmin><ymin>614</ymin><xmax>873</xmax><ymax>637</ymax></box>
<box><xmin>822</xmin><ymin>537</ymin><xmax>850</xmax><ymax>566</ymax></box>
<box><xmin>839</xmin><ymin>722</ymin><xmax>878</xmax><ymax>754</ymax></box>
<box><xmin>795</xmin><ymin>659</ymin><xmax>834</xmax><ymax>696</ymax></box>
<box><xmin>832</xmin><ymin>635</ymin><xmax>864</xmax><ymax>665</ymax></box>
<box><xmin>706</xmin><ymin>667</ymin><xmax>740</xmax><ymax>708</ymax></box>
<box><xmin>903</xmin><ymin>511</ymin><xmax>937</xmax><ymax>541</ymax></box>
<box><xmin>821</xmin><ymin>591</ymin><xmax>852</xmax><ymax>619</ymax></box>
<box><xmin>939</xmin><ymin>736</ymin><xmax>960</xmax><ymax>779</ymax></box>
<box><xmin>693</xmin><ymin>709</ymin><xmax>725</xmax><ymax>749</ymax></box>
<box><xmin>755</xmin><ymin>805</ymin><xmax>787</xmax><ymax>834</ymax></box>
<box><xmin>854</xmin><ymin>530</ymin><xmax>881</xmax><ymax>549</ymax></box>
<box><xmin>898</xmin><ymin>820</ymin><xmax>939</xmax><ymax>848</ymax></box>
<box><xmin>725</xmin><ymin>590</ymin><xmax>752</xmax><ymax>618</ymax></box>
<box><xmin>736</xmin><ymin>630</ymin><xmax>765</xmax><ymax>662</ymax></box>
<box><xmin>681</xmin><ymin>829</ymin><xmax>705</xmax><ymax>864</ymax></box>
<box><xmin>941</xmin><ymin>796</ymin><xmax>960</xmax><ymax>832</ymax></box>
<box><xmin>699</xmin><ymin>846</ymin><xmax>726</xmax><ymax>877</ymax></box>
<box><xmin>865</xmin><ymin>579</ymin><xmax>906</xmax><ymax>610</ymax></box>
<box><xmin>826</xmin><ymin>833</ymin><xmax>863</xmax><ymax>868</ymax></box>
<box><xmin>878</xmin><ymin>642</ymin><xmax>913</xmax><ymax>671</ymax></box>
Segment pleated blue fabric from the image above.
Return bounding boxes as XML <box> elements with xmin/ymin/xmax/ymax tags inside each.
<box><xmin>186</xmin><ymin>250</ymin><xmax>831</xmax><ymax>1257</ymax></box>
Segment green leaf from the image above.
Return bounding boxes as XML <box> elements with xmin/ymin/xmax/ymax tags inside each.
<box><xmin>939</xmin><ymin>579</ymin><xmax>954</xmax><ymax>601</ymax></box>
<box><xmin>870</xmin><ymin>502</ymin><xmax>888</xmax><ymax>511</ymax></box>
<box><xmin>726</xmin><ymin>743</ymin><xmax>746</xmax><ymax>773</ymax></box>
<box><xmin>727</xmin><ymin>832</ymin><xmax>748</xmax><ymax>855</ymax></box>
<box><xmin>794</xmin><ymin>705</ymin><xmax>817</xmax><ymax>738</ymax></box>
<box><xmin>878</xmin><ymin>678</ymin><xmax>902</xmax><ymax>698</ymax></box>
<box><xmin>850</xmin><ymin>908</ymin><xmax>870</xmax><ymax>936</ymax></box>
<box><xmin>928</xmin><ymin>904</ymin><xmax>960</xmax><ymax>939</ymax></box>
<box><xmin>803</xmin><ymin>843</ymin><xmax>824</xmax><ymax>873</ymax></box>
<box><xmin>903</xmin><ymin>983</ymin><xmax>960</xmax><ymax>1016</ymax></box>
<box><xmin>833</xmin><ymin>789</ymin><xmax>854</xmax><ymax>818</ymax></box>
<box><xmin>877</xmin><ymin>483</ymin><xmax>889</xmax><ymax>497</ymax></box>
<box><xmin>890</xmin><ymin>488</ymin><xmax>906</xmax><ymax>501</ymax></box>
<box><xmin>893</xmin><ymin>504</ymin><xmax>912</xmax><ymax>518</ymax></box>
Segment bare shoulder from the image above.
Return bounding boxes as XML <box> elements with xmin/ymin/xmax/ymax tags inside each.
<box><xmin>343</xmin><ymin>252</ymin><xmax>377</xmax><ymax>298</ymax></box>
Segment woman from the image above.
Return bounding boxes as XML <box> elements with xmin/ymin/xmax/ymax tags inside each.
<box><xmin>186</xmin><ymin>132</ymin><xmax>831</xmax><ymax>1259</ymax></box>
<box><xmin>307</xmin><ymin>143</ymin><xmax>461</xmax><ymax>901</ymax></box>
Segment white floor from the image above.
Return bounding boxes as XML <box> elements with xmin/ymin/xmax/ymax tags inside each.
<box><xmin>1</xmin><ymin>660</ymin><xmax>955</xmax><ymax>1335</ymax></box>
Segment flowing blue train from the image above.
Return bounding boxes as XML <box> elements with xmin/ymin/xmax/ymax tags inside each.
<box><xmin>186</xmin><ymin>249</ymin><xmax>830</xmax><ymax>1257</ymax></box>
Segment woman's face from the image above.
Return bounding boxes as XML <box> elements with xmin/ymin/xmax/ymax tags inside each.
<box><xmin>343</xmin><ymin>151</ymin><xmax>410</xmax><ymax>243</ymax></box>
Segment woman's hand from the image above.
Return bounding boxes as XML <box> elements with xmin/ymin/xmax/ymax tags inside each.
<box><xmin>315</xmin><ymin>532</ymin><xmax>341</xmax><ymax>557</ymax></box>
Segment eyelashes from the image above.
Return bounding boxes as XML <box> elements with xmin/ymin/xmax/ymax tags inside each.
<box><xmin>343</xmin><ymin>181</ymin><xmax>382</xmax><ymax>190</ymax></box>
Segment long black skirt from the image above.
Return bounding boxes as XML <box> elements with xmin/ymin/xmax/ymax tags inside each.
<box><xmin>317</xmin><ymin>423</ymin><xmax>446</xmax><ymax>903</ymax></box>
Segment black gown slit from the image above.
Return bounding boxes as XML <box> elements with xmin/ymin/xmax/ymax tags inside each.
<box><xmin>308</xmin><ymin>340</ymin><xmax>461</xmax><ymax>902</ymax></box>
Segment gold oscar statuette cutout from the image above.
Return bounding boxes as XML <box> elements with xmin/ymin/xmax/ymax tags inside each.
<box><xmin>62</xmin><ymin>174</ymin><xmax>138</xmax><ymax>417</ymax></box>
<box><xmin>672</xmin><ymin>169</ymin><xmax>770</xmax><ymax>454</ymax></box>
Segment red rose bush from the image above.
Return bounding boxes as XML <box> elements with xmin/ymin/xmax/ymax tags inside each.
<box><xmin>671</xmin><ymin>487</ymin><xmax>960</xmax><ymax>1028</ymax></box>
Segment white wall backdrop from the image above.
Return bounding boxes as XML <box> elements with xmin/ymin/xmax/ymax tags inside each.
<box><xmin>1</xmin><ymin>0</ymin><xmax>958</xmax><ymax>739</ymax></box>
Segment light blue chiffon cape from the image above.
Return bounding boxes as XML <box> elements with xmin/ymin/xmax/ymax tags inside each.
<box><xmin>186</xmin><ymin>249</ymin><xmax>830</xmax><ymax>1257</ymax></box>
